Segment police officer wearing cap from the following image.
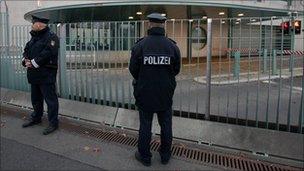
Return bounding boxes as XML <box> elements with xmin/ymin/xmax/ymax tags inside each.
<box><xmin>129</xmin><ymin>13</ymin><xmax>181</xmax><ymax>166</ymax></box>
<box><xmin>21</xmin><ymin>15</ymin><xmax>60</xmax><ymax>135</ymax></box>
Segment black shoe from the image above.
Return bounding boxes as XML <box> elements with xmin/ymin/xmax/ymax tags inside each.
<box><xmin>161</xmin><ymin>158</ymin><xmax>170</xmax><ymax>165</ymax></box>
<box><xmin>22</xmin><ymin>119</ymin><xmax>41</xmax><ymax>128</ymax></box>
<box><xmin>159</xmin><ymin>150</ymin><xmax>171</xmax><ymax>165</ymax></box>
<box><xmin>43</xmin><ymin>125</ymin><xmax>58</xmax><ymax>135</ymax></box>
<box><xmin>135</xmin><ymin>151</ymin><xmax>151</xmax><ymax>167</ymax></box>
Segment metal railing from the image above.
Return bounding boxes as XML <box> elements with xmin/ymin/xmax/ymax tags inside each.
<box><xmin>0</xmin><ymin>16</ymin><xmax>303</xmax><ymax>134</ymax></box>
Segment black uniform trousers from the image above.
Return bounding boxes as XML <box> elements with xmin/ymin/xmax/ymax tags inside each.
<box><xmin>138</xmin><ymin>108</ymin><xmax>172</xmax><ymax>161</ymax></box>
<box><xmin>30</xmin><ymin>83</ymin><xmax>59</xmax><ymax>126</ymax></box>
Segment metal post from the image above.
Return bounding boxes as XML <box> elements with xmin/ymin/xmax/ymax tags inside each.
<box><xmin>233</xmin><ymin>51</ymin><xmax>240</xmax><ymax>78</ymax></box>
<box><xmin>263</xmin><ymin>49</ymin><xmax>268</xmax><ymax>73</ymax></box>
<box><xmin>289</xmin><ymin>17</ymin><xmax>294</xmax><ymax>72</ymax></box>
<box><xmin>299</xmin><ymin>63</ymin><xmax>304</xmax><ymax>133</ymax></box>
<box><xmin>5</xmin><ymin>0</ymin><xmax>10</xmax><ymax>88</ymax></box>
<box><xmin>205</xmin><ymin>18</ymin><xmax>212</xmax><ymax>120</ymax></box>
<box><xmin>272</xmin><ymin>49</ymin><xmax>277</xmax><ymax>75</ymax></box>
<box><xmin>59</xmin><ymin>23</ymin><xmax>68</xmax><ymax>98</ymax></box>
<box><xmin>287</xmin><ymin>16</ymin><xmax>296</xmax><ymax>132</ymax></box>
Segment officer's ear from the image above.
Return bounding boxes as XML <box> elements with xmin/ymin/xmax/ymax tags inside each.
<box><xmin>148</xmin><ymin>22</ymin><xmax>151</xmax><ymax>28</ymax></box>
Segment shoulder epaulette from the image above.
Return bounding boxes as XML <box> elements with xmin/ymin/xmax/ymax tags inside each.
<box><xmin>135</xmin><ymin>37</ymin><xmax>145</xmax><ymax>44</ymax></box>
<box><xmin>168</xmin><ymin>38</ymin><xmax>176</xmax><ymax>44</ymax></box>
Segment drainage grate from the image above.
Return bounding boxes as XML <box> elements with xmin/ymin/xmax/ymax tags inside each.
<box><xmin>60</xmin><ymin>121</ymin><xmax>302</xmax><ymax>171</ymax></box>
<box><xmin>1</xmin><ymin>105</ymin><xmax>302</xmax><ymax>171</ymax></box>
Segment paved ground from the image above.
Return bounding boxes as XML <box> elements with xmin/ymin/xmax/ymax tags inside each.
<box><xmin>0</xmin><ymin>105</ymin><xmax>221</xmax><ymax>171</ymax></box>
<box><xmin>1</xmin><ymin>137</ymin><xmax>101</xmax><ymax>171</ymax></box>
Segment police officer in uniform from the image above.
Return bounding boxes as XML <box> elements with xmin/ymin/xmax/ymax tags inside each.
<box><xmin>21</xmin><ymin>15</ymin><xmax>60</xmax><ymax>135</ymax></box>
<box><xmin>129</xmin><ymin>13</ymin><xmax>181</xmax><ymax>166</ymax></box>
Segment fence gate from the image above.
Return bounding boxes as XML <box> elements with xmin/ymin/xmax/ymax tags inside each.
<box><xmin>1</xmin><ymin>16</ymin><xmax>303</xmax><ymax>134</ymax></box>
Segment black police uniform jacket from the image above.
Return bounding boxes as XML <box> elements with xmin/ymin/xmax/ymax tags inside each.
<box><xmin>129</xmin><ymin>27</ymin><xmax>181</xmax><ymax>112</ymax></box>
<box><xmin>22</xmin><ymin>27</ymin><xmax>59</xmax><ymax>84</ymax></box>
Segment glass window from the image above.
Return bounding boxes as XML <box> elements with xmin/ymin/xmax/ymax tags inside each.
<box><xmin>191</xmin><ymin>26</ymin><xmax>207</xmax><ymax>50</ymax></box>
<box><xmin>66</xmin><ymin>22</ymin><xmax>136</xmax><ymax>51</ymax></box>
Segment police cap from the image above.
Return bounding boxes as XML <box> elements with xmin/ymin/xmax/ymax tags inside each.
<box><xmin>32</xmin><ymin>15</ymin><xmax>49</xmax><ymax>24</ymax></box>
<box><xmin>147</xmin><ymin>13</ymin><xmax>166</xmax><ymax>23</ymax></box>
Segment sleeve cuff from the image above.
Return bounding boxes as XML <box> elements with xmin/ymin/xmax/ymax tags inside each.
<box><xmin>31</xmin><ymin>59</ymin><xmax>39</xmax><ymax>68</ymax></box>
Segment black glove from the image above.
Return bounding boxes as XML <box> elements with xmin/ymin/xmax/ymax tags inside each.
<box><xmin>132</xmin><ymin>79</ymin><xmax>137</xmax><ymax>86</ymax></box>
<box><xmin>22</xmin><ymin>58</ymin><xmax>26</xmax><ymax>67</ymax></box>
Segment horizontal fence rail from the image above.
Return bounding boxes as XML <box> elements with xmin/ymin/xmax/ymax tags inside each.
<box><xmin>0</xmin><ymin>17</ymin><xmax>303</xmax><ymax>134</ymax></box>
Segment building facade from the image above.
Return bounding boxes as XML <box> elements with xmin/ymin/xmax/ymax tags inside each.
<box><xmin>1</xmin><ymin>0</ymin><xmax>303</xmax><ymax>60</ymax></box>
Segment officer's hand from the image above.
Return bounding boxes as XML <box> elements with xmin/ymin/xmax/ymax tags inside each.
<box><xmin>25</xmin><ymin>60</ymin><xmax>33</xmax><ymax>68</ymax></box>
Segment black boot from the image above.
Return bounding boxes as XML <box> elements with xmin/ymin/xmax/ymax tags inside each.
<box><xmin>43</xmin><ymin>125</ymin><xmax>58</xmax><ymax>135</ymax></box>
<box><xmin>160</xmin><ymin>157</ymin><xmax>170</xmax><ymax>165</ymax></box>
<box><xmin>22</xmin><ymin>119</ymin><xmax>41</xmax><ymax>128</ymax></box>
<box><xmin>159</xmin><ymin>149</ymin><xmax>171</xmax><ymax>165</ymax></box>
<box><xmin>135</xmin><ymin>151</ymin><xmax>151</xmax><ymax>167</ymax></box>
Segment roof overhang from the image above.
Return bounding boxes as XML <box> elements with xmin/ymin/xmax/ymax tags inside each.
<box><xmin>24</xmin><ymin>1</ymin><xmax>301</xmax><ymax>23</ymax></box>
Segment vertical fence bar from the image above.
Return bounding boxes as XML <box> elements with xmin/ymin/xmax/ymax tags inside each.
<box><xmin>236</xmin><ymin>19</ymin><xmax>241</xmax><ymax>124</ymax></box>
<box><xmin>195</xmin><ymin>19</ymin><xmax>200</xmax><ymax>118</ymax></box>
<box><xmin>205</xmin><ymin>18</ymin><xmax>212</xmax><ymax>121</ymax></box>
<box><xmin>96</xmin><ymin>22</ymin><xmax>101</xmax><ymax>104</ymax></box>
<box><xmin>265</xmin><ymin>17</ymin><xmax>274</xmax><ymax>129</ymax></box>
<box><xmin>10</xmin><ymin>26</ymin><xmax>15</xmax><ymax>90</ymax></box>
<box><xmin>79</xmin><ymin>23</ymin><xmax>85</xmax><ymax>102</ymax></box>
<box><xmin>24</xmin><ymin>26</ymin><xmax>30</xmax><ymax>91</ymax></box>
<box><xmin>11</xmin><ymin>26</ymin><xmax>16</xmax><ymax>90</ymax></box>
<box><xmin>102</xmin><ymin>22</ymin><xmax>106</xmax><ymax>105</ymax></box>
<box><xmin>127</xmin><ymin>21</ymin><xmax>132</xmax><ymax>109</ymax></box>
<box><xmin>17</xmin><ymin>26</ymin><xmax>21</xmax><ymax>90</ymax></box>
<box><xmin>2</xmin><ymin>12</ymin><xmax>8</xmax><ymax>88</ymax></box>
<box><xmin>85</xmin><ymin>23</ymin><xmax>89</xmax><ymax>102</ymax></box>
<box><xmin>26</xmin><ymin>26</ymin><xmax>31</xmax><ymax>91</ymax></box>
<box><xmin>121</xmin><ymin>21</ymin><xmax>125</xmax><ymax>108</ymax></box>
<box><xmin>187</xmin><ymin>20</ymin><xmax>191</xmax><ymax>118</ymax></box>
<box><xmin>179</xmin><ymin>19</ymin><xmax>183</xmax><ymax>117</ymax></box>
<box><xmin>90</xmin><ymin>22</ymin><xmax>94</xmax><ymax>103</ymax></box>
<box><xmin>233</xmin><ymin>51</ymin><xmax>240</xmax><ymax>78</ymax></box>
<box><xmin>59</xmin><ymin>23</ymin><xmax>68</xmax><ymax>98</ymax></box>
<box><xmin>0</xmin><ymin>13</ymin><xmax>3</xmax><ymax>87</ymax></box>
<box><xmin>263</xmin><ymin>49</ymin><xmax>268</xmax><ymax>73</ymax></box>
<box><xmin>114</xmin><ymin>22</ymin><xmax>118</xmax><ymax>107</ymax></box>
<box><xmin>272</xmin><ymin>49</ymin><xmax>277</xmax><ymax>75</ymax></box>
<box><xmin>218</xmin><ymin>18</ymin><xmax>223</xmax><ymax>121</ymax></box>
<box><xmin>108</xmin><ymin>22</ymin><xmax>113</xmax><ymax>106</ymax></box>
<box><xmin>299</xmin><ymin>13</ymin><xmax>304</xmax><ymax>133</ymax></box>
<box><xmin>287</xmin><ymin>16</ymin><xmax>295</xmax><ymax>132</ymax></box>
<box><xmin>0</xmin><ymin>13</ymin><xmax>4</xmax><ymax>88</ymax></box>
<box><xmin>255</xmin><ymin>18</ymin><xmax>263</xmax><ymax>127</ymax></box>
<box><xmin>245</xmin><ymin>18</ymin><xmax>253</xmax><ymax>126</ymax></box>
<box><xmin>276</xmin><ymin>18</ymin><xmax>284</xmax><ymax>130</ymax></box>
<box><xmin>226</xmin><ymin>19</ymin><xmax>232</xmax><ymax>123</ymax></box>
<box><xmin>68</xmin><ymin>23</ymin><xmax>73</xmax><ymax>100</ymax></box>
<box><xmin>299</xmin><ymin>62</ymin><xmax>304</xmax><ymax>133</ymax></box>
<box><xmin>5</xmin><ymin>4</ymin><xmax>10</xmax><ymax>89</ymax></box>
<box><xmin>75</xmin><ymin>23</ymin><xmax>80</xmax><ymax>101</ymax></box>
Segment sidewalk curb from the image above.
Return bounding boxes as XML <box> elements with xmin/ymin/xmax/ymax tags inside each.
<box><xmin>1</xmin><ymin>87</ymin><xmax>303</xmax><ymax>162</ymax></box>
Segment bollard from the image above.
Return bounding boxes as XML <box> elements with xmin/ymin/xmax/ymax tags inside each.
<box><xmin>272</xmin><ymin>49</ymin><xmax>277</xmax><ymax>75</ymax></box>
<box><xmin>233</xmin><ymin>51</ymin><xmax>240</xmax><ymax>78</ymax></box>
<box><xmin>263</xmin><ymin>49</ymin><xmax>267</xmax><ymax>73</ymax></box>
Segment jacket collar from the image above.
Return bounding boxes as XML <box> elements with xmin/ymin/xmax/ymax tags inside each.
<box><xmin>30</xmin><ymin>27</ymin><xmax>49</xmax><ymax>37</ymax></box>
<box><xmin>147</xmin><ymin>27</ymin><xmax>165</xmax><ymax>36</ymax></box>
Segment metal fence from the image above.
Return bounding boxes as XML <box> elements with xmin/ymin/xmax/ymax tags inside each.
<box><xmin>0</xmin><ymin>3</ymin><xmax>10</xmax><ymax>90</ymax></box>
<box><xmin>1</xmin><ymin>16</ymin><xmax>303</xmax><ymax>134</ymax></box>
